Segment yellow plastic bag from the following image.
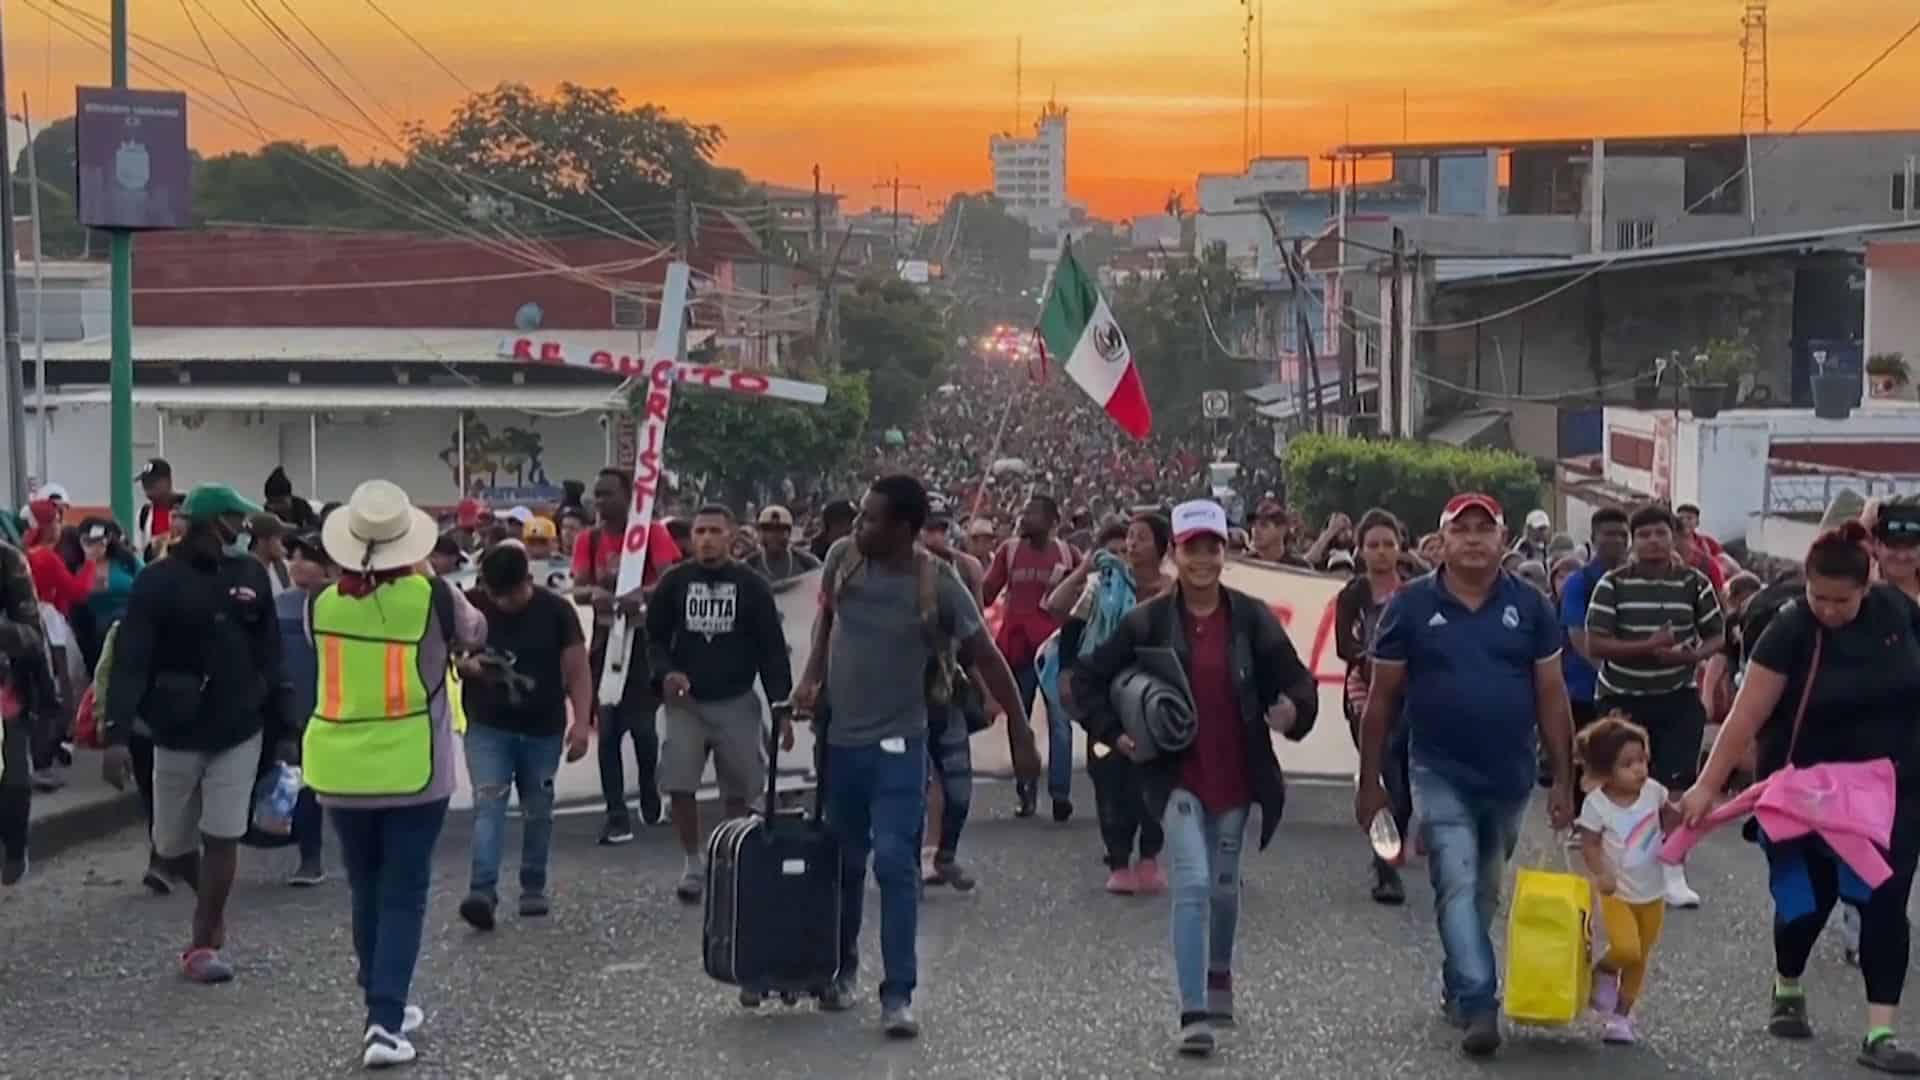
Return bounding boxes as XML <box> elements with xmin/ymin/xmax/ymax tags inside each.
<box><xmin>1504</xmin><ymin>867</ymin><xmax>1595</xmax><ymax>1026</ymax></box>
<box><xmin>448</xmin><ymin>664</ymin><xmax>468</xmax><ymax>736</ymax></box>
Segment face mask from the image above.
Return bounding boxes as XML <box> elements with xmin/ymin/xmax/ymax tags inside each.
<box><xmin>216</xmin><ymin>522</ymin><xmax>250</xmax><ymax>558</ymax></box>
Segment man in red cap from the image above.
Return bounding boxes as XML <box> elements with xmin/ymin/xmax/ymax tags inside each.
<box><xmin>1355</xmin><ymin>493</ymin><xmax>1575</xmax><ymax>1059</ymax></box>
<box><xmin>451</xmin><ymin>498</ymin><xmax>488</xmax><ymax>555</ymax></box>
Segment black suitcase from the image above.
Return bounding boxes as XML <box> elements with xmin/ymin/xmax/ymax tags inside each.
<box><xmin>701</xmin><ymin>705</ymin><xmax>841</xmax><ymax>1004</ymax></box>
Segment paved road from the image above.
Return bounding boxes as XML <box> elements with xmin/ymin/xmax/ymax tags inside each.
<box><xmin>0</xmin><ymin>781</ymin><xmax>1891</xmax><ymax>1078</ymax></box>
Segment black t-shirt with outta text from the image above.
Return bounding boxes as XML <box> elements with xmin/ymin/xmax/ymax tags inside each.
<box><xmin>463</xmin><ymin>586</ymin><xmax>585</xmax><ymax>737</ymax></box>
<box><xmin>1750</xmin><ymin>584</ymin><xmax>1920</xmax><ymax>786</ymax></box>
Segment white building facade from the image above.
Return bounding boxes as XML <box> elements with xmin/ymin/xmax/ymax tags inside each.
<box><xmin>991</xmin><ymin>100</ymin><xmax>1070</xmax><ymax>232</ymax></box>
<box><xmin>1194</xmin><ymin>157</ymin><xmax>1311</xmax><ymax>279</ymax></box>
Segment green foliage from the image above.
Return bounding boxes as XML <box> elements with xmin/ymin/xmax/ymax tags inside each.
<box><xmin>404</xmin><ymin>82</ymin><xmax>747</xmax><ymax>222</ymax></box>
<box><xmin>1684</xmin><ymin>337</ymin><xmax>1759</xmax><ymax>386</ymax></box>
<box><xmin>935</xmin><ymin>193</ymin><xmax>1034</xmax><ymax>297</ymax></box>
<box><xmin>1106</xmin><ymin>244</ymin><xmax>1257</xmax><ymax>438</ymax></box>
<box><xmin>1283</xmin><ymin>434</ymin><xmax>1542</xmax><ymax>538</ymax></box>
<box><xmin>661</xmin><ymin>372</ymin><xmax>870</xmax><ymax>509</ymax></box>
<box><xmin>837</xmin><ymin>275</ymin><xmax>948</xmax><ymax>431</ymax></box>
<box><xmin>193</xmin><ymin>143</ymin><xmax>422</xmax><ymax>230</ymax></box>
<box><xmin>11</xmin><ymin>117</ymin><xmax>93</xmax><ymax>257</ymax></box>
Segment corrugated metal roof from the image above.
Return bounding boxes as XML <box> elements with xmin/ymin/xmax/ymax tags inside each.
<box><xmin>1439</xmin><ymin>222</ymin><xmax>1920</xmax><ymax>287</ymax></box>
<box><xmin>39</xmin><ymin>327</ymin><xmax>712</xmax><ymax>364</ymax></box>
<box><xmin>37</xmin><ymin>383</ymin><xmax>628</xmax><ymax>412</ymax></box>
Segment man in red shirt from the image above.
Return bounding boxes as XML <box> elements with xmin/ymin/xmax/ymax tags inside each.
<box><xmin>571</xmin><ymin>467</ymin><xmax>682</xmax><ymax>844</ymax></box>
<box><xmin>983</xmin><ymin>494</ymin><xmax>1078</xmax><ymax>820</ymax></box>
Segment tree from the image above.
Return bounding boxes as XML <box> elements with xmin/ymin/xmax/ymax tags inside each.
<box><xmin>664</xmin><ymin>372</ymin><xmax>870</xmax><ymax>509</ymax></box>
<box><xmin>1106</xmin><ymin>243</ymin><xmax>1258</xmax><ymax>438</ymax></box>
<box><xmin>938</xmin><ymin>193</ymin><xmax>1033</xmax><ymax>298</ymax></box>
<box><xmin>12</xmin><ymin>117</ymin><xmax>92</xmax><ymax>258</ymax></box>
<box><xmin>193</xmin><ymin>142</ymin><xmax>420</xmax><ymax>229</ymax></box>
<box><xmin>404</xmin><ymin>82</ymin><xmax>748</xmax><ymax>226</ymax></box>
<box><xmin>837</xmin><ymin>275</ymin><xmax>948</xmax><ymax>432</ymax></box>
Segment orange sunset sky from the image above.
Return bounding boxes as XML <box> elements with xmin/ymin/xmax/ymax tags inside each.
<box><xmin>15</xmin><ymin>0</ymin><xmax>1920</xmax><ymax>220</ymax></box>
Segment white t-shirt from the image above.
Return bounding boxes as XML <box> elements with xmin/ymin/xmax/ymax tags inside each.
<box><xmin>1576</xmin><ymin>780</ymin><xmax>1670</xmax><ymax>905</ymax></box>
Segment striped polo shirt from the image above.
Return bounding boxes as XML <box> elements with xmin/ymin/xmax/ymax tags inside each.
<box><xmin>1585</xmin><ymin>562</ymin><xmax>1724</xmax><ymax>696</ymax></box>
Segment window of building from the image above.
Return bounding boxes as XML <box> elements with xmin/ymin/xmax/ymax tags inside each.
<box><xmin>1616</xmin><ymin>219</ymin><xmax>1656</xmax><ymax>250</ymax></box>
<box><xmin>611</xmin><ymin>292</ymin><xmax>647</xmax><ymax>329</ymax></box>
<box><xmin>1896</xmin><ymin>173</ymin><xmax>1911</xmax><ymax>212</ymax></box>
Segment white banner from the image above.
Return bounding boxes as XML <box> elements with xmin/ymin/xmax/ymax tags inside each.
<box><xmin>498</xmin><ymin>335</ymin><xmax>829</xmax><ymax>406</ymax></box>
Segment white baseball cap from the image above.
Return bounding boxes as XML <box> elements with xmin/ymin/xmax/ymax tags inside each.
<box><xmin>497</xmin><ymin>505</ymin><xmax>535</xmax><ymax>526</ymax></box>
<box><xmin>1171</xmin><ymin>500</ymin><xmax>1230</xmax><ymax>545</ymax></box>
<box><xmin>1525</xmin><ymin>508</ymin><xmax>1551</xmax><ymax>529</ymax></box>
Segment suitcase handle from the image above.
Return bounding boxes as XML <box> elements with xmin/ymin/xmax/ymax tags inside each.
<box><xmin>774</xmin><ymin>699</ymin><xmax>829</xmax><ymax>826</ymax></box>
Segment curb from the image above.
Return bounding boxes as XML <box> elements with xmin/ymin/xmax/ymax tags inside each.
<box><xmin>31</xmin><ymin>789</ymin><xmax>144</xmax><ymax>862</ymax></box>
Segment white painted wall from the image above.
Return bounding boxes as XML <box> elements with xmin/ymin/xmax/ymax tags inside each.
<box><xmin>1867</xmin><ymin>264</ymin><xmax>1920</xmax><ymax>379</ymax></box>
<box><xmin>1746</xmin><ymin>514</ymin><xmax>1822</xmax><ymax>562</ymax></box>
<box><xmin>38</xmin><ymin>404</ymin><xmax>616</xmax><ymax>510</ymax></box>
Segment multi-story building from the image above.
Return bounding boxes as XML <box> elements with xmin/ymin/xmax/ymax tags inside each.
<box><xmin>990</xmin><ymin>99</ymin><xmax>1069</xmax><ymax>232</ymax></box>
<box><xmin>1194</xmin><ymin>156</ymin><xmax>1311</xmax><ymax>279</ymax></box>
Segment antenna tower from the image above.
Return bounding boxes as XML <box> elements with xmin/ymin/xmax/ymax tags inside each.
<box><xmin>1739</xmin><ymin>1</ymin><xmax>1771</xmax><ymax>133</ymax></box>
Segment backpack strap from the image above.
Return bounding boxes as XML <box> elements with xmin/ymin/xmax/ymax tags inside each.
<box><xmin>915</xmin><ymin>549</ymin><xmax>943</xmax><ymax>650</ymax></box>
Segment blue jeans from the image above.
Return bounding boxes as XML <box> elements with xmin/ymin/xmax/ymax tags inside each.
<box><xmin>826</xmin><ymin>737</ymin><xmax>927</xmax><ymax>1008</ymax></box>
<box><xmin>294</xmin><ymin>788</ymin><xmax>323</xmax><ymax>863</ymax></box>
<box><xmin>330</xmin><ymin>798</ymin><xmax>449</xmax><ymax>1033</ymax></box>
<box><xmin>1161</xmin><ymin>789</ymin><xmax>1247</xmax><ymax>1015</ymax></box>
<box><xmin>463</xmin><ymin>725</ymin><xmax>563</xmax><ymax>900</ymax></box>
<box><xmin>927</xmin><ymin>708</ymin><xmax>971</xmax><ymax>860</ymax></box>
<box><xmin>1411</xmin><ymin>763</ymin><xmax>1527</xmax><ymax>1021</ymax></box>
<box><xmin>1014</xmin><ymin>661</ymin><xmax>1072</xmax><ymax>801</ymax></box>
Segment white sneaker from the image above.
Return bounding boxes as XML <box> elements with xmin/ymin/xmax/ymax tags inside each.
<box><xmin>1663</xmin><ymin>863</ymin><xmax>1701</xmax><ymax>908</ymax></box>
<box><xmin>401</xmin><ymin>1005</ymin><xmax>424</xmax><ymax>1035</ymax></box>
<box><xmin>362</xmin><ymin>1025</ymin><xmax>416</xmax><ymax>1069</ymax></box>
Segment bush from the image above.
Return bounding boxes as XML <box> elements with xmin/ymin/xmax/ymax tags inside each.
<box><xmin>1283</xmin><ymin>434</ymin><xmax>1543</xmax><ymax>538</ymax></box>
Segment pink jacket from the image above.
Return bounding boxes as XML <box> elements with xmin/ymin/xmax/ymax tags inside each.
<box><xmin>1660</xmin><ymin>759</ymin><xmax>1897</xmax><ymax>888</ymax></box>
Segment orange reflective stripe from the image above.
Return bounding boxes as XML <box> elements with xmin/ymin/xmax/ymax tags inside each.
<box><xmin>384</xmin><ymin>643</ymin><xmax>408</xmax><ymax>716</ymax></box>
<box><xmin>321</xmin><ymin>636</ymin><xmax>345</xmax><ymax>719</ymax></box>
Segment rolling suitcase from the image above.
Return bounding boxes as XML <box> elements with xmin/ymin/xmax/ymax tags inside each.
<box><xmin>702</xmin><ymin>705</ymin><xmax>841</xmax><ymax>1005</ymax></box>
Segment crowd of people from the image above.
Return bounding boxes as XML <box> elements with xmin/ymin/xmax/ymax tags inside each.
<box><xmin>5</xmin><ymin>378</ymin><xmax>1920</xmax><ymax>1074</ymax></box>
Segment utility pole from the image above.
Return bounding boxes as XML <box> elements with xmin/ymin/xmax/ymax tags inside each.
<box><xmin>22</xmin><ymin>93</ymin><xmax>45</xmax><ymax>486</ymax></box>
<box><xmin>0</xmin><ymin>17</ymin><xmax>25</xmax><ymax>507</ymax></box>
<box><xmin>108</xmin><ymin>0</ymin><xmax>134</xmax><ymax>529</ymax></box>
<box><xmin>874</xmin><ymin>170</ymin><xmax>920</xmax><ymax>261</ymax></box>
<box><xmin>1388</xmin><ymin>227</ymin><xmax>1407</xmax><ymax>440</ymax></box>
<box><xmin>811</xmin><ymin>163</ymin><xmax>825</xmax><ymax>254</ymax></box>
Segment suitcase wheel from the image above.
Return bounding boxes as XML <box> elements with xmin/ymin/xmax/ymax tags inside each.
<box><xmin>739</xmin><ymin>989</ymin><xmax>764</xmax><ymax>1009</ymax></box>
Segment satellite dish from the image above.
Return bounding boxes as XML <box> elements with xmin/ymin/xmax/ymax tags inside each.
<box><xmin>514</xmin><ymin>302</ymin><xmax>545</xmax><ymax>331</ymax></box>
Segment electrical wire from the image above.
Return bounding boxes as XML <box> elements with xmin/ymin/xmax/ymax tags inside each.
<box><xmin>1339</xmin><ymin>12</ymin><xmax>1920</xmax><ymax>335</ymax></box>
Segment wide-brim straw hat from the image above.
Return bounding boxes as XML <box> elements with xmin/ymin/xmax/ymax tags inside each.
<box><xmin>322</xmin><ymin>479</ymin><xmax>438</xmax><ymax>573</ymax></box>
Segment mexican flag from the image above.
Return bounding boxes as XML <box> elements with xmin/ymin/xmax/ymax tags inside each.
<box><xmin>1035</xmin><ymin>246</ymin><xmax>1152</xmax><ymax>439</ymax></box>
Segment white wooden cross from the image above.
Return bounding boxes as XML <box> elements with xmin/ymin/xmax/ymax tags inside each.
<box><xmin>497</xmin><ymin>261</ymin><xmax>829</xmax><ymax>704</ymax></box>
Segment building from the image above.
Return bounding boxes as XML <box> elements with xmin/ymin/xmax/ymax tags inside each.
<box><xmin>1194</xmin><ymin>157</ymin><xmax>1311</xmax><ymax>279</ymax></box>
<box><xmin>750</xmin><ymin>181</ymin><xmax>846</xmax><ymax>256</ymax></box>
<box><xmin>1128</xmin><ymin>213</ymin><xmax>1181</xmax><ymax>251</ymax></box>
<box><xmin>1576</xmin><ymin>405</ymin><xmax>1920</xmax><ymax>560</ymax></box>
<box><xmin>1330</xmin><ymin>130</ymin><xmax>1920</xmax><ymax>258</ymax></box>
<box><xmin>990</xmin><ymin>99</ymin><xmax>1070</xmax><ymax>232</ymax></box>
<box><xmin>19</xmin><ymin>221</ymin><xmax>795</xmax><ymax>509</ymax></box>
<box><xmin>1867</xmin><ymin>239</ymin><xmax>1920</xmax><ymax>388</ymax></box>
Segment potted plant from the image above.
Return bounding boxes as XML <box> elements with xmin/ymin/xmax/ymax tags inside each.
<box><xmin>1693</xmin><ymin>336</ymin><xmax>1759</xmax><ymax>411</ymax></box>
<box><xmin>1868</xmin><ymin>352</ymin><xmax>1910</xmax><ymax>400</ymax></box>
<box><xmin>1811</xmin><ymin>349</ymin><xmax>1856</xmax><ymax>420</ymax></box>
<box><xmin>1684</xmin><ymin>352</ymin><xmax>1726</xmax><ymax>419</ymax></box>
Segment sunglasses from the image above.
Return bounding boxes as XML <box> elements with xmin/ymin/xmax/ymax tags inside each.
<box><xmin>1876</xmin><ymin>515</ymin><xmax>1920</xmax><ymax>543</ymax></box>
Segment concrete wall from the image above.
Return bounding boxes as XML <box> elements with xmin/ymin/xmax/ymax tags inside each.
<box><xmin>1868</xmin><ymin>264</ymin><xmax>1920</xmax><ymax>367</ymax></box>
<box><xmin>1750</xmin><ymin>132</ymin><xmax>1920</xmax><ymax>233</ymax></box>
<box><xmin>36</xmin><ymin>402</ymin><xmax>615</xmax><ymax>509</ymax></box>
<box><xmin>19</xmin><ymin>275</ymin><xmax>109</xmax><ymax>343</ymax></box>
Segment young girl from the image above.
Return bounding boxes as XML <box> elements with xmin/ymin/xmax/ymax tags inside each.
<box><xmin>1575</xmin><ymin>713</ymin><xmax>1683</xmax><ymax>1045</ymax></box>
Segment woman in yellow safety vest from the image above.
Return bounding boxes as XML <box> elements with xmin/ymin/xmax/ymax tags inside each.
<box><xmin>305</xmin><ymin>480</ymin><xmax>487</xmax><ymax>1070</ymax></box>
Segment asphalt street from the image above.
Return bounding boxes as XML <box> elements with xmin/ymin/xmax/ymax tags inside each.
<box><xmin>0</xmin><ymin>780</ymin><xmax>1895</xmax><ymax>1079</ymax></box>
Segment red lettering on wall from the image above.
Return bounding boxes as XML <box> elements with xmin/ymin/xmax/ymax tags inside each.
<box><xmin>510</xmin><ymin>338</ymin><xmax>534</xmax><ymax>361</ymax></box>
<box><xmin>538</xmin><ymin>341</ymin><xmax>563</xmax><ymax>364</ymax></box>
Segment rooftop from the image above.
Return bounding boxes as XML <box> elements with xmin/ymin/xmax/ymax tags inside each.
<box><xmin>1437</xmin><ymin>221</ymin><xmax>1920</xmax><ymax>286</ymax></box>
<box><xmin>37</xmin><ymin>326</ymin><xmax>714</xmax><ymax>365</ymax></box>
<box><xmin>1332</xmin><ymin>127</ymin><xmax>1920</xmax><ymax>158</ymax></box>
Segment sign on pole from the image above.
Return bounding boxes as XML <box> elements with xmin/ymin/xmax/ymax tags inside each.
<box><xmin>1201</xmin><ymin>389</ymin><xmax>1231</xmax><ymax>420</ymax></box>
<box><xmin>75</xmin><ymin>87</ymin><xmax>191</xmax><ymax>230</ymax></box>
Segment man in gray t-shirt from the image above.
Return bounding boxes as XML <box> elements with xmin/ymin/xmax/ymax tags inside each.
<box><xmin>793</xmin><ymin>475</ymin><xmax>1036</xmax><ymax>1038</ymax></box>
<box><xmin>818</xmin><ymin>538</ymin><xmax>980</xmax><ymax>747</ymax></box>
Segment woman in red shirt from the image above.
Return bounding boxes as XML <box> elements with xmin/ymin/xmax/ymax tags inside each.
<box><xmin>23</xmin><ymin>500</ymin><xmax>96</xmax><ymax>618</ymax></box>
<box><xmin>1069</xmin><ymin>500</ymin><xmax>1319</xmax><ymax>1059</ymax></box>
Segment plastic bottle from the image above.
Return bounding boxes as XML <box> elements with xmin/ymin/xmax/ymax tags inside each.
<box><xmin>1369</xmin><ymin>808</ymin><xmax>1403</xmax><ymax>865</ymax></box>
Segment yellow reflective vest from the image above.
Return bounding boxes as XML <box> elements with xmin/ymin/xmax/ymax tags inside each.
<box><xmin>302</xmin><ymin>575</ymin><xmax>440</xmax><ymax>798</ymax></box>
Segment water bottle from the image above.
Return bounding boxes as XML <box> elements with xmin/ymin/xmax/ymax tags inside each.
<box><xmin>252</xmin><ymin>763</ymin><xmax>303</xmax><ymax>837</ymax></box>
<box><xmin>1369</xmin><ymin>808</ymin><xmax>1403</xmax><ymax>865</ymax></box>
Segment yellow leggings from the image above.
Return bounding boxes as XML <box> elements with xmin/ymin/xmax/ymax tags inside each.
<box><xmin>1598</xmin><ymin>895</ymin><xmax>1667</xmax><ymax>1008</ymax></box>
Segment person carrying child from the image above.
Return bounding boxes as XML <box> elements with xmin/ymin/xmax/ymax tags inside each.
<box><xmin>1575</xmin><ymin>712</ymin><xmax>1682</xmax><ymax>1046</ymax></box>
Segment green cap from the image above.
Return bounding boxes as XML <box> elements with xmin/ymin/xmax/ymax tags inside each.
<box><xmin>181</xmin><ymin>484</ymin><xmax>262</xmax><ymax>522</ymax></box>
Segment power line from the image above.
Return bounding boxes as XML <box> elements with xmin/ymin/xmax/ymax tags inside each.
<box><xmin>1343</xmin><ymin>11</ymin><xmax>1920</xmax><ymax>335</ymax></box>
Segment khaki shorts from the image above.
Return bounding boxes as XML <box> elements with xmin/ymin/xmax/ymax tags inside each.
<box><xmin>658</xmin><ymin>692</ymin><xmax>766</xmax><ymax>803</ymax></box>
<box><xmin>151</xmin><ymin>733</ymin><xmax>262</xmax><ymax>858</ymax></box>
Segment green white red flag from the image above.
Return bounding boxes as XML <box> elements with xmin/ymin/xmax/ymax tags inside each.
<box><xmin>1035</xmin><ymin>245</ymin><xmax>1152</xmax><ymax>439</ymax></box>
